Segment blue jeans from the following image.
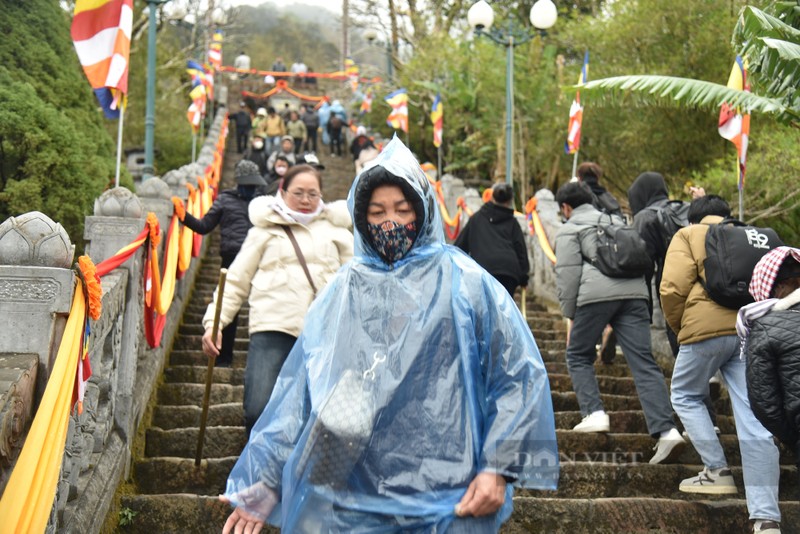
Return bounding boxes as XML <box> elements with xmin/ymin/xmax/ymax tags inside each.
<box><xmin>671</xmin><ymin>335</ymin><xmax>780</xmax><ymax>522</ymax></box>
<box><xmin>567</xmin><ymin>299</ymin><xmax>675</xmax><ymax>437</ymax></box>
<box><xmin>244</xmin><ymin>331</ymin><xmax>297</xmax><ymax>434</ymax></box>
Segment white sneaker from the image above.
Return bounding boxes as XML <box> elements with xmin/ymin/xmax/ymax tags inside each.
<box><xmin>649</xmin><ymin>428</ymin><xmax>686</xmax><ymax>464</ymax></box>
<box><xmin>679</xmin><ymin>466</ymin><xmax>737</xmax><ymax>494</ymax></box>
<box><xmin>753</xmin><ymin>519</ymin><xmax>781</xmax><ymax>533</ymax></box>
<box><xmin>573</xmin><ymin>411</ymin><xmax>610</xmax><ymax>433</ymax></box>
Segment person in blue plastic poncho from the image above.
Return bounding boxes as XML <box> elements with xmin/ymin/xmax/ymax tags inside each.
<box><xmin>220</xmin><ymin>137</ymin><xmax>558</xmax><ymax>533</ymax></box>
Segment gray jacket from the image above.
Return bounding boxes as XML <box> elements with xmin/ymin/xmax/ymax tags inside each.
<box><xmin>554</xmin><ymin>203</ymin><xmax>649</xmax><ymax>319</ymax></box>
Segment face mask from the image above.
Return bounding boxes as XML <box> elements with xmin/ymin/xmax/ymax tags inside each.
<box><xmin>253</xmin><ymin>140</ymin><xmax>264</xmax><ymax>150</ymax></box>
<box><xmin>275</xmin><ymin>166</ymin><xmax>288</xmax><ymax>176</ymax></box>
<box><xmin>367</xmin><ymin>220</ymin><xmax>417</xmax><ymax>264</ymax></box>
<box><xmin>237</xmin><ymin>185</ymin><xmax>258</xmax><ymax>200</ymax></box>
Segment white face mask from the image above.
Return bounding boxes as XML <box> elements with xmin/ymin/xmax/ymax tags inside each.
<box><xmin>253</xmin><ymin>140</ymin><xmax>264</xmax><ymax>150</ymax></box>
<box><xmin>275</xmin><ymin>166</ymin><xmax>288</xmax><ymax>176</ymax></box>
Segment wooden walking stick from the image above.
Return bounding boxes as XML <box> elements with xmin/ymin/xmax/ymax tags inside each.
<box><xmin>195</xmin><ymin>268</ymin><xmax>227</xmax><ymax>466</ymax></box>
<box><xmin>521</xmin><ymin>287</ymin><xmax>527</xmax><ymax>322</ymax></box>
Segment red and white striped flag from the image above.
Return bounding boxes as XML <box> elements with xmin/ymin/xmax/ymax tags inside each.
<box><xmin>565</xmin><ymin>51</ymin><xmax>589</xmax><ymax>154</ymax></box>
<box><xmin>71</xmin><ymin>0</ymin><xmax>133</xmax><ymax>119</ymax></box>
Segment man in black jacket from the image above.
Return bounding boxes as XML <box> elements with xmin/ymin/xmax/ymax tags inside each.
<box><xmin>173</xmin><ymin>160</ymin><xmax>266</xmax><ymax>366</ymax></box>
<box><xmin>301</xmin><ymin>105</ymin><xmax>319</xmax><ymax>153</ymax></box>
<box><xmin>577</xmin><ymin>162</ymin><xmax>623</xmax><ymax>218</ymax></box>
<box><xmin>454</xmin><ymin>182</ymin><xmax>529</xmax><ymax>296</ymax></box>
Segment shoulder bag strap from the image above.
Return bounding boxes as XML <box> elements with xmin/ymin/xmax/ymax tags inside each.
<box><xmin>282</xmin><ymin>225</ymin><xmax>318</xmax><ymax>297</ymax></box>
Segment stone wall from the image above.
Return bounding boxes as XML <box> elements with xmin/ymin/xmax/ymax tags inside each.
<box><xmin>0</xmin><ymin>109</ymin><xmax>228</xmax><ymax>533</ymax></box>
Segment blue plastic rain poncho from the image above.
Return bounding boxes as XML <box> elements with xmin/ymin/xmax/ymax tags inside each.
<box><xmin>224</xmin><ymin>137</ymin><xmax>558</xmax><ymax>532</ymax></box>
<box><xmin>318</xmin><ymin>100</ymin><xmax>332</xmax><ymax>146</ymax></box>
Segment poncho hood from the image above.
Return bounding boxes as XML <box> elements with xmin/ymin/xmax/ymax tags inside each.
<box><xmin>347</xmin><ymin>136</ymin><xmax>443</xmax><ymax>267</ymax></box>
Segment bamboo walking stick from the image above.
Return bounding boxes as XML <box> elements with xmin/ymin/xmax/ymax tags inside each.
<box><xmin>521</xmin><ymin>287</ymin><xmax>527</xmax><ymax>322</ymax></box>
<box><xmin>195</xmin><ymin>268</ymin><xmax>227</xmax><ymax>466</ymax></box>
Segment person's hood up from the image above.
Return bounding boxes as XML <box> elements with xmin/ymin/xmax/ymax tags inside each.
<box><xmin>347</xmin><ymin>136</ymin><xmax>443</xmax><ymax>266</ymax></box>
<box><xmin>627</xmin><ymin>172</ymin><xmax>669</xmax><ymax>215</ymax></box>
<box><xmin>247</xmin><ymin>195</ymin><xmax>352</xmax><ymax>229</ymax></box>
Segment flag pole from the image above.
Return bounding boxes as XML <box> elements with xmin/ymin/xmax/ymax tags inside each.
<box><xmin>737</xmin><ymin>156</ymin><xmax>744</xmax><ymax>221</ymax></box>
<box><xmin>437</xmin><ymin>145</ymin><xmax>443</xmax><ymax>181</ymax></box>
<box><xmin>192</xmin><ymin>131</ymin><xmax>197</xmax><ymax>163</ymax></box>
<box><xmin>571</xmin><ymin>149</ymin><xmax>579</xmax><ymax>179</ymax></box>
<box><xmin>114</xmin><ymin>106</ymin><xmax>125</xmax><ymax>188</ymax></box>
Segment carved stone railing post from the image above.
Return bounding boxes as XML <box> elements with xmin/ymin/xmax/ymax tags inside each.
<box><xmin>137</xmin><ymin>177</ymin><xmax>173</xmax><ymax>236</ymax></box>
<box><xmin>0</xmin><ymin>212</ymin><xmax>76</xmax><ymax>391</ymax></box>
<box><xmin>84</xmin><ymin>188</ymin><xmax>144</xmax><ymax>451</ymax></box>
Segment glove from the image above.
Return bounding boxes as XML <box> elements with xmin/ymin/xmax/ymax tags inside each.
<box><xmin>171</xmin><ymin>196</ymin><xmax>186</xmax><ymax>221</ymax></box>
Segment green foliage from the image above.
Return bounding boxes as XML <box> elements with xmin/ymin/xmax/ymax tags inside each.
<box><xmin>693</xmin><ymin>121</ymin><xmax>800</xmax><ymax>241</ymax></box>
<box><xmin>118</xmin><ymin>506</ymin><xmax>138</xmax><ymax>527</ymax></box>
<box><xmin>0</xmin><ymin>0</ymin><xmax>119</xmax><ymax>244</ymax></box>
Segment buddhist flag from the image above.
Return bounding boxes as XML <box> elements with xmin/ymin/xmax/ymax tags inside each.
<box><xmin>565</xmin><ymin>50</ymin><xmax>589</xmax><ymax>154</ymax></box>
<box><xmin>187</xmin><ymin>60</ymin><xmax>213</xmax><ymax>101</ymax></box>
<box><xmin>345</xmin><ymin>57</ymin><xmax>360</xmax><ymax>92</ymax></box>
<box><xmin>208</xmin><ymin>30</ymin><xmax>223</xmax><ymax>70</ymax></box>
<box><xmin>385</xmin><ymin>89</ymin><xmax>409</xmax><ymax>133</ymax></box>
<box><xmin>718</xmin><ymin>56</ymin><xmax>750</xmax><ymax>190</ymax></box>
<box><xmin>187</xmin><ymin>102</ymin><xmax>202</xmax><ymax>132</ymax></box>
<box><xmin>71</xmin><ymin>0</ymin><xmax>133</xmax><ymax>119</ymax></box>
<box><xmin>360</xmin><ymin>89</ymin><xmax>373</xmax><ymax>114</ymax></box>
<box><xmin>430</xmin><ymin>93</ymin><xmax>443</xmax><ymax>148</ymax></box>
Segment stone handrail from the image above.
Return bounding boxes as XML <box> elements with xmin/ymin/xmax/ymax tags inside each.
<box><xmin>0</xmin><ymin>107</ymin><xmax>228</xmax><ymax>533</ymax></box>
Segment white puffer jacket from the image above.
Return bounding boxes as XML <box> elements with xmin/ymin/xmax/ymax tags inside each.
<box><xmin>203</xmin><ymin>196</ymin><xmax>354</xmax><ymax>337</ymax></box>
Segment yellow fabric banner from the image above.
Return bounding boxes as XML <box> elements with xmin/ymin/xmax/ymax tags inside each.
<box><xmin>0</xmin><ymin>279</ymin><xmax>85</xmax><ymax>534</ymax></box>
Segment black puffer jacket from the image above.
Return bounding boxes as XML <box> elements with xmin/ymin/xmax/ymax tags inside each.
<box><xmin>453</xmin><ymin>202</ymin><xmax>529</xmax><ymax>286</ymax></box>
<box><xmin>181</xmin><ymin>189</ymin><xmax>262</xmax><ymax>259</ymax></box>
<box><xmin>745</xmin><ymin>290</ymin><xmax>800</xmax><ymax>464</ymax></box>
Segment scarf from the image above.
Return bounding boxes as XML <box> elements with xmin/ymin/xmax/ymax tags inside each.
<box><xmin>736</xmin><ymin>246</ymin><xmax>800</xmax><ymax>357</ymax></box>
<box><xmin>273</xmin><ymin>189</ymin><xmax>324</xmax><ymax>226</ymax></box>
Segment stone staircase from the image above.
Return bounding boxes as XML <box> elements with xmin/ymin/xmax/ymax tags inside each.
<box><xmin>505</xmin><ymin>301</ymin><xmax>800</xmax><ymax>533</ymax></box>
<box><xmin>113</xmin><ymin>147</ymin><xmax>799</xmax><ymax>532</ymax></box>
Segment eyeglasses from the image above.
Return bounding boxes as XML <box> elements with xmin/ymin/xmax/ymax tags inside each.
<box><xmin>287</xmin><ymin>189</ymin><xmax>321</xmax><ymax>201</ymax></box>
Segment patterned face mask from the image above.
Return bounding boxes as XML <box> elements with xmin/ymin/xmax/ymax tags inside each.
<box><xmin>367</xmin><ymin>220</ymin><xmax>417</xmax><ymax>264</ymax></box>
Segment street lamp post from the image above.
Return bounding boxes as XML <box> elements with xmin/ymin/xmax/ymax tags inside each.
<box><xmin>143</xmin><ymin>0</ymin><xmax>170</xmax><ymax>181</ymax></box>
<box><xmin>363</xmin><ymin>29</ymin><xmax>394</xmax><ymax>84</ymax></box>
<box><xmin>468</xmin><ymin>0</ymin><xmax>557</xmax><ymax>185</ymax></box>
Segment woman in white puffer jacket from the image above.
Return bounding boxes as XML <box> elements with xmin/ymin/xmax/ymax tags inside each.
<box><xmin>202</xmin><ymin>164</ymin><xmax>354</xmax><ymax>433</ymax></box>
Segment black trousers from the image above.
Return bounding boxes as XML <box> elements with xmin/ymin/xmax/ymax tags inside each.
<box><xmin>217</xmin><ymin>253</ymin><xmax>240</xmax><ymax>366</ymax></box>
<box><xmin>304</xmin><ymin>126</ymin><xmax>318</xmax><ymax>152</ymax></box>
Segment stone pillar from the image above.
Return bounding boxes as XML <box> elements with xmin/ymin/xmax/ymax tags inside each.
<box><xmin>0</xmin><ymin>212</ymin><xmax>76</xmax><ymax>396</ymax></box>
<box><xmin>137</xmin><ymin>177</ymin><xmax>174</xmax><ymax>236</ymax></box>
<box><xmin>84</xmin><ymin>188</ymin><xmax>145</xmax><ymax>452</ymax></box>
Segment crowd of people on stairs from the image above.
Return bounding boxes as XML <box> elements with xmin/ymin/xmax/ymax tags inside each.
<box><xmin>173</xmin><ymin>82</ymin><xmax>795</xmax><ymax>532</ymax></box>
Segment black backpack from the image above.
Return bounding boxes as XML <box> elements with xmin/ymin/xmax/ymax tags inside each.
<box><xmin>703</xmin><ymin>219</ymin><xmax>784</xmax><ymax>309</ymax></box>
<box><xmin>589</xmin><ymin>214</ymin><xmax>653</xmax><ymax>278</ymax></box>
<box><xmin>646</xmin><ymin>200</ymin><xmax>690</xmax><ymax>249</ymax></box>
<box><xmin>592</xmin><ymin>191</ymin><xmax>623</xmax><ymax>217</ymax></box>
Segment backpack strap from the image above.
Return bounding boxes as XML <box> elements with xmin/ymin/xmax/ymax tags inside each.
<box><xmin>282</xmin><ymin>225</ymin><xmax>318</xmax><ymax>297</ymax></box>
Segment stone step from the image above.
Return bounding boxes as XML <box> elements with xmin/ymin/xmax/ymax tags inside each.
<box><xmin>518</xmin><ymin>463</ymin><xmax>798</xmax><ymax>500</ymax></box>
<box><xmin>173</xmin><ymin>334</ymin><xmax>251</xmax><ymax>351</ymax></box>
<box><xmin>134</xmin><ymin>457</ymin><xmax>237</xmax><ymax>495</ymax></box>
<box><xmin>179</xmin><ymin>323</ymin><xmax>250</xmax><ymax>337</ymax></box>
<box><xmin>164</xmin><ymin>365</ymin><xmax>245</xmax><ymax>386</ymax></box>
<box><xmin>183</xmin><ymin>311</ymin><xmax>249</xmax><ymax>324</ymax></box>
<box><xmin>145</xmin><ymin>426</ymin><xmax>247</xmax><ymax>458</ymax></box>
<box><xmin>528</xmin><ymin>329</ymin><xmax>564</xmax><ymax>342</ymax></box>
<box><xmin>152</xmin><ymin>403</ymin><xmax>243</xmax><ymax>430</ymax></box>
<box><xmin>119</xmin><ymin>494</ymin><xmax>800</xmax><ymax>533</ymax></box>
<box><xmin>554</xmin><ymin>430</ymin><xmax>792</xmax><ymax>466</ymax></box>
<box><xmin>169</xmin><ymin>349</ymin><xmax>248</xmax><ymax>368</ymax></box>
<box><xmin>554</xmin><ymin>411</ymin><xmax>737</xmax><ymax>435</ymax></box>
<box><xmin>549</xmin><ymin>373</ymin><xmax>668</xmax><ymax>397</ymax></box>
<box><xmin>157</xmin><ymin>382</ymin><xmax>243</xmax><ymax>406</ymax></box>
<box><xmin>545</xmin><ymin>361</ymin><xmax>637</xmax><ymax>378</ymax></box>
<box><xmin>118</xmin><ymin>494</ymin><xmax>279</xmax><ymax>534</ymax></box>
<box><xmin>506</xmin><ymin>497</ymin><xmax>800</xmax><ymax>533</ymax></box>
